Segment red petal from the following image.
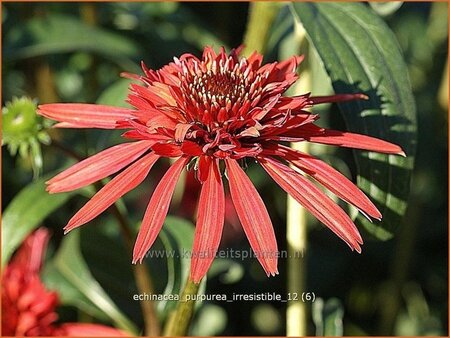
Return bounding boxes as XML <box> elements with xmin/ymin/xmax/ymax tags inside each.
<box><xmin>181</xmin><ymin>141</ymin><xmax>203</xmax><ymax>156</ymax></box>
<box><xmin>52</xmin><ymin>122</ymin><xmax>90</xmax><ymax>128</ymax></box>
<box><xmin>225</xmin><ymin>159</ymin><xmax>278</xmax><ymax>276</ymax></box>
<box><xmin>9</xmin><ymin>228</ymin><xmax>50</xmax><ymax>274</ymax></box>
<box><xmin>259</xmin><ymin>157</ymin><xmax>363</xmax><ymax>252</ymax></box>
<box><xmin>174</xmin><ymin>123</ymin><xmax>193</xmax><ymax>142</ymax></box>
<box><xmin>310</xmin><ymin>93</ymin><xmax>368</xmax><ymax>104</ymax></box>
<box><xmin>132</xmin><ymin>156</ymin><xmax>189</xmax><ymax>263</ymax></box>
<box><xmin>266</xmin><ymin>144</ymin><xmax>381</xmax><ymax>220</ymax></box>
<box><xmin>277</xmin><ymin>55</ymin><xmax>304</xmax><ymax>73</ymax></box>
<box><xmin>280</xmin><ymin>124</ymin><xmax>405</xmax><ymax>155</ymax></box>
<box><xmin>60</xmin><ymin>323</ymin><xmax>127</xmax><ymax>336</ymax></box>
<box><xmin>274</xmin><ymin>94</ymin><xmax>311</xmax><ymax>111</ymax></box>
<box><xmin>307</xmin><ymin>128</ymin><xmax>405</xmax><ymax>155</ymax></box>
<box><xmin>37</xmin><ymin>104</ymin><xmax>135</xmax><ymax>129</ymax></box>
<box><xmin>151</xmin><ymin>142</ymin><xmax>183</xmax><ymax>157</ymax></box>
<box><xmin>190</xmin><ymin>159</ymin><xmax>225</xmax><ymax>283</ymax></box>
<box><xmin>64</xmin><ymin>153</ymin><xmax>159</xmax><ymax>233</ymax></box>
<box><xmin>47</xmin><ymin>141</ymin><xmax>153</xmax><ymax>193</ymax></box>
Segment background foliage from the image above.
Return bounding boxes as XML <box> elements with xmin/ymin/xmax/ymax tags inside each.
<box><xmin>2</xmin><ymin>2</ymin><xmax>448</xmax><ymax>336</ymax></box>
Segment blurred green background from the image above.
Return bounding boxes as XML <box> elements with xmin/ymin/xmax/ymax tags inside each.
<box><xmin>2</xmin><ymin>2</ymin><xmax>448</xmax><ymax>336</ymax></box>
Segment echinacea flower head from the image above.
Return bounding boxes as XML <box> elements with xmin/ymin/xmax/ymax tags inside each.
<box><xmin>2</xmin><ymin>229</ymin><xmax>59</xmax><ymax>336</ymax></box>
<box><xmin>38</xmin><ymin>46</ymin><xmax>404</xmax><ymax>283</ymax></box>
<box><xmin>2</xmin><ymin>229</ymin><xmax>127</xmax><ymax>336</ymax></box>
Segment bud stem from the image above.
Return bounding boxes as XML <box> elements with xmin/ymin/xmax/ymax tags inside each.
<box><xmin>242</xmin><ymin>2</ymin><xmax>281</xmax><ymax>56</ymax></box>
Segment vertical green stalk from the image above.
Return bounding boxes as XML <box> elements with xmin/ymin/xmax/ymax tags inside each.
<box><xmin>242</xmin><ymin>2</ymin><xmax>281</xmax><ymax>55</ymax></box>
<box><xmin>286</xmin><ymin>173</ymin><xmax>308</xmax><ymax>336</ymax></box>
<box><xmin>286</xmin><ymin>9</ymin><xmax>310</xmax><ymax>336</ymax></box>
<box><xmin>286</xmin><ymin>141</ymin><xmax>309</xmax><ymax>336</ymax></box>
<box><xmin>163</xmin><ymin>278</ymin><xmax>200</xmax><ymax>336</ymax></box>
<box><xmin>243</xmin><ymin>2</ymin><xmax>311</xmax><ymax>335</ymax></box>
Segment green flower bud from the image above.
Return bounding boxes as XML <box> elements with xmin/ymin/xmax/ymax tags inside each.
<box><xmin>2</xmin><ymin>97</ymin><xmax>51</xmax><ymax>177</ymax></box>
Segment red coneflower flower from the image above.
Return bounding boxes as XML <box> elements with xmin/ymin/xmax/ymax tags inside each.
<box><xmin>38</xmin><ymin>46</ymin><xmax>404</xmax><ymax>283</ymax></box>
<box><xmin>2</xmin><ymin>229</ymin><xmax>127</xmax><ymax>336</ymax></box>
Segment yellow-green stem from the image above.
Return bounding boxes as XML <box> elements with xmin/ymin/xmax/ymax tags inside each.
<box><xmin>286</xmin><ymin>143</ymin><xmax>308</xmax><ymax>337</ymax></box>
<box><xmin>163</xmin><ymin>278</ymin><xmax>200</xmax><ymax>336</ymax></box>
<box><xmin>287</xmin><ymin>11</ymin><xmax>310</xmax><ymax>336</ymax></box>
<box><xmin>242</xmin><ymin>2</ymin><xmax>281</xmax><ymax>56</ymax></box>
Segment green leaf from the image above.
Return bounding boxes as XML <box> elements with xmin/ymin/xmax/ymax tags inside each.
<box><xmin>156</xmin><ymin>216</ymin><xmax>197</xmax><ymax>317</ymax></box>
<box><xmin>42</xmin><ymin>261</ymin><xmax>111</xmax><ymax>322</ymax></box>
<box><xmin>96</xmin><ymin>79</ymin><xmax>132</xmax><ymax>107</ymax></box>
<box><xmin>208</xmin><ymin>259</ymin><xmax>244</xmax><ymax>284</ymax></box>
<box><xmin>42</xmin><ymin>231</ymin><xmax>138</xmax><ymax>335</ymax></box>
<box><xmin>369</xmin><ymin>2</ymin><xmax>403</xmax><ymax>17</ymax></box>
<box><xmin>78</xmin><ymin>223</ymin><xmax>143</xmax><ymax>326</ymax></box>
<box><xmin>1</xmin><ymin>174</ymin><xmax>74</xmax><ymax>267</ymax></box>
<box><xmin>292</xmin><ymin>3</ymin><xmax>417</xmax><ymax>240</ymax></box>
<box><xmin>312</xmin><ymin>298</ymin><xmax>344</xmax><ymax>336</ymax></box>
<box><xmin>4</xmin><ymin>14</ymin><xmax>141</xmax><ymax>71</ymax></box>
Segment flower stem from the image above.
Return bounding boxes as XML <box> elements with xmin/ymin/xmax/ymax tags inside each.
<box><xmin>287</xmin><ymin>10</ymin><xmax>310</xmax><ymax>336</ymax></box>
<box><xmin>242</xmin><ymin>2</ymin><xmax>281</xmax><ymax>55</ymax></box>
<box><xmin>163</xmin><ymin>278</ymin><xmax>200</xmax><ymax>336</ymax></box>
<box><xmin>109</xmin><ymin>205</ymin><xmax>161</xmax><ymax>336</ymax></box>
<box><xmin>286</xmin><ymin>143</ymin><xmax>308</xmax><ymax>337</ymax></box>
<box><xmin>48</xmin><ymin>141</ymin><xmax>160</xmax><ymax>336</ymax></box>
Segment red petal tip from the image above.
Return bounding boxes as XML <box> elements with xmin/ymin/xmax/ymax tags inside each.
<box><xmin>189</xmin><ymin>276</ymin><xmax>202</xmax><ymax>285</ymax></box>
<box><xmin>267</xmin><ymin>269</ymin><xmax>279</xmax><ymax>277</ymax></box>
<box><xmin>358</xmin><ymin>94</ymin><xmax>369</xmax><ymax>100</ymax></box>
<box><xmin>132</xmin><ymin>255</ymin><xmax>144</xmax><ymax>264</ymax></box>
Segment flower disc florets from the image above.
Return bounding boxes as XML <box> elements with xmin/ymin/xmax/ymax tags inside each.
<box><xmin>124</xmin><ymin>46</ymin><xmax>307</xmax><ymax>165</ymax></box>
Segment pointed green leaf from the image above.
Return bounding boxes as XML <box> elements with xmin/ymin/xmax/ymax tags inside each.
<box><xmin>156</xmin><ymin>216</ymin><xmax>199</xmax><ymax>317</ymax></box>
<box><xmin>369</xmin><ymin>2</ymin><xmax>403</xmax><ymax>17</ymax></box>
<box><xmin>4</xmin><ymin>14</ymin><xmax>141</xmax><ymax>71</ymax></box>
<box><xmin>2</xmin><ymin>174</ymin><xmax>74</xmax><ymax>267</ymax></box>
<box><xmin>42</xmin><ymin>261</ymin><xmax>111</xmax><ymax>322</ymax></box>
<box><xmin>292</xmin><ymin>2</ymin><xmax>417</xmax><ymax>240</ymax></box>
<box><xmin>42</xmin><ymin>231</ymin><xmax>138</xmax><ymax>335</ymax></box>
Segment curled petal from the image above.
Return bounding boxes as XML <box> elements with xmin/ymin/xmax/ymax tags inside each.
<box><xmin>133</xmin><ymin>156</ymin><xmax>190</xmax><ymax>263</ymax></box>
<box><xmin>259</xmin><ymin>157</ymin><xmax>363</xmax><ymax>252</ymax></box>
<box><xmin>190</xmin><ymin>158</ymin><xmax>225</xmax><ymax>283</ymax></box>
<box><xmin>225</xmin><ymin>159</ymin><xmax>278</xmax><ymax>276</ymax></box>
<box><xmin>47</xmin><ymin>141</ymin><xmax>154</xmax><ymax>193</ymax></box>
<box><xmin>64</xmin><ymin>152</ymin><xmax>159</xmax><ymax>233</ymax></box>
<box><xmin>175</xmin><ymin>123</ymin><xmax>193</xmax><ymax>142</ymax></box>
<box><xmin>37</xmin><ymin>104</ymin><xmax>135</xmax><ymax>129</ymax></box>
